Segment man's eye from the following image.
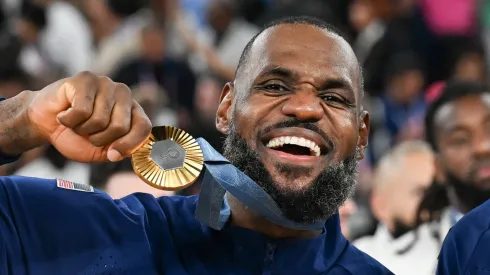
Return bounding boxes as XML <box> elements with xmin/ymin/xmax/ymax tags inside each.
<box><xmin>263</xmin><ymin>84</ymin><xmax>288</xmax><ymax>92</ymax></box>
<box><xmin>321</xmin><ymin>95</ymin><xmax>345</xmax><ymax>103</ymax></box>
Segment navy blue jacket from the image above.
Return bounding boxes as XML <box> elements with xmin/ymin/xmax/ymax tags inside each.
<box><xmin>437</xmin><ymin>199</ymin><xmax>490</xmax><ymax>275</ymax></box>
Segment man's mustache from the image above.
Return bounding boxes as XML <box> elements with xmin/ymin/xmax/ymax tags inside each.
<box><xmin>469</xmin><ymin>159</ymin><xmax>490</xmax><ymax>177</ymax></box>
<box><xmin>260</xmin><ymin>120</ymin><xmax>334</xmax><ymax>149</ymax></box>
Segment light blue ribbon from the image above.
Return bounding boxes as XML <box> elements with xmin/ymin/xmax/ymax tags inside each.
<box><xmin>194</xmin><ymin>138</ymin><xmax>326</xmax><ymax>231</ymax></box>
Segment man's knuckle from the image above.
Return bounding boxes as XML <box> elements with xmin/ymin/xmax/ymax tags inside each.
<box><xmin>72</xmin><ymin>106</ymin><xmax>92</xmax><ymax>118</ymax></box>
<box><xmin>88</xmin><ymin>136</ymin><xmax>104</xmax><ymax>147</ymax></box>
<box><xmin>99</xmin><ymin>76</ymin><xmax>112</xmax><ymax>84</ymax></box>
<box><xmin>110</xmin><ymin>122</ymin><xmax>130</xmax><ymax>135</ymax></box>
<box><xmin>90</xmin><ymin>116</ymin><xmax>108</xmax><ymax>128</ymax></box>
<box><xmin>115</xmin><ymin>83</ymin><xmax>132</xmax><ymax>96</ymax></box>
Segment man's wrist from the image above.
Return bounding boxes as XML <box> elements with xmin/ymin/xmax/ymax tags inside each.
<box><xmin>0</xmin><ymin>91</ymin><xmax>45</xmax><ymax>156</ymax></box>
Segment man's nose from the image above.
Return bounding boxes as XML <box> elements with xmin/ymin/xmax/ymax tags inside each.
<box><xmin>473</xmin><ymin>133</ymin><xmax>490</xmax><ymax>158</ymax></box>
<box><xmin>281</xmin><ymin>88</ymin><xmax>324</xmax><ymax>121</ymax></box>
<box><xmin>473</xmin><ymin>136</ymin><xmax>490</xmax><ymax>157</ymax></box>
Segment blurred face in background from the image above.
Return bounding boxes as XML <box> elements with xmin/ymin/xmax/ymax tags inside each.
<box><xmin>194</xmin><ymin>77</ymin><xmax>221</xmax><ymax>120</ymax></box>
<box><xmin>141</xmin><ymin>27</ymin><xmax>166</xmax><ymax>63</ymax></box>
<box><xmin>207</xmin><ymin>0</ymin><xmax>233</xmax><ymax>33</ymax></box>
<box><xmin>371</xmin><ymin>149</ymin><xmax>435</xmax><ymax>237</ymax></box>
<box><xmin>434</xmin><ymin>94</ymin><xmax>490</xmax><ymax>212</ymax></box>
<box><xmin>453</xmin><ymin>53</ymin><xmax>486</xmax><ymax>82</ymax></box>
<box><xmin>390</xmin><ymin>69</ymin><xmax>425</xmax><ymax>104</ymax></box>
<box><xmin>349</xmin><ymin>0</ymin><xmax>375</xmax><ymax>32</ymax></box>
<box><xmin>16</xmin><ymin>19</ymin><xmax>40</xmax><ymax>44</ymax></box>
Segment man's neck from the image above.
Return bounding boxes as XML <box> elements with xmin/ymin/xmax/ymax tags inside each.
<box><xmin>226</xmin><ymin>193</ymin><xmax>322</xmax><ymax>239</ymax></box>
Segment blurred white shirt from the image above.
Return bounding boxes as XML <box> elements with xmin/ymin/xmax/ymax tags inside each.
<box><xmin>41</xmin><ymin>1</ymin><xmax>94</xmax><ymax>76</ymax></box>
<box><xmin>14</xmin><ymin>158</ymin><xmax>90</xmax><ymax>185</ymax></box>
<box><xmin>189</xmin><ymin>19</ymin><xmax>259</xmax><ymax>74</ymax></box>
<box><xmin>354</xmin><ymin>224</ymin><xmax>440</xmax><ymax>275</ymax></box>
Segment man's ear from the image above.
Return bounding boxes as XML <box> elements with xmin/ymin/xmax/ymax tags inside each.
<box><xmin>216</xmin><ymin>82</ymin><xmax>234</xmax><ymax>134</ymax></box>
<box><xmin>357</xmin><ymin>110</ymin><xmax>370</xmax><ymax>160</ymax></box>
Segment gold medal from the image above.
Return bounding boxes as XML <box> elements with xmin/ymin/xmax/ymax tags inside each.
<box><xmin>131</xmin><ymin>126</ymin><xmax>204</xmax><ymax>191</ymax></box>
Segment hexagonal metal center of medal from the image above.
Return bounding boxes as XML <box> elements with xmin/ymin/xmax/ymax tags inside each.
<box><xmin>150</xmin><ymin>140</ymin><xmax>186</xmax><ymax>170</ymax></box>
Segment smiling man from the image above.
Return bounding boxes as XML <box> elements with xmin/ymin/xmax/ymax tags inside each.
<box><xmin>0</xmin><ymin>16</ymin><xmax>391</xmax><ymax>274</ymax></box>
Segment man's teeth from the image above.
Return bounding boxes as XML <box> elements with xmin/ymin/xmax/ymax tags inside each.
<box><xmin>266</xmin><ymin>136</ymin><xmax>321</xmax><ymax>156</ymax></box>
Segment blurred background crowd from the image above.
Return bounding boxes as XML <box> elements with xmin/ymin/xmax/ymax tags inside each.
<box><xmin>0</xmin><ymin>0</ymin><xmax>488</xmax><ymax>274</ymax></box>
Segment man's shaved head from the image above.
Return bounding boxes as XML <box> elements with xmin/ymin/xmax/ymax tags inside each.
<box><xmin>235</xmin><ymin>16</ymin><xmax>364</xmax><ymax>98</ymax></box>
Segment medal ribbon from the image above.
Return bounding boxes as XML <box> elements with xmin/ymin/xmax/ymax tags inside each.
<box><xmin>194</xmin><ymin>138</ymin><xmax>326</xmax><ymax>230</ymax></box>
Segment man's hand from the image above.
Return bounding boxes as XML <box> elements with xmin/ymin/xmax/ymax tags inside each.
<box><xmin>10</xmin><ymin>72</ymin><xmax>152</xmax><ymax>162</ymax></box>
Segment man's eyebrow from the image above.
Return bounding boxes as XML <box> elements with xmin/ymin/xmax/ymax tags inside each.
<box><xmin>256</xmin><ymin>65</ymin><xmax>356</xmax><ymax>96</ymax></box>
<box><xmin>257</xmin><ymin>66</ymin><xmax>299</xmax><ymax>80</ymax></box>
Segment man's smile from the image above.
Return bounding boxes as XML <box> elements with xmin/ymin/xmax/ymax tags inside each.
<box><xmin>260</xmin><ymin>127</ymin><xmax>330</xmax><ymax>164</ymax></box>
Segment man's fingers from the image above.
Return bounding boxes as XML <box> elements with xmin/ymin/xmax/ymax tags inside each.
<box><xmin>87</xmin><ymin>83</ymin><xmax>133</xmax><ymax>147</ymax></box>
<box><xmin>74</xmin><ymin>77</ymin><xmax>116</xmax><ymax>136</ymax></box>
<box><xmin>57</xmin><ymin>72</ymin><xmax>98</xmax><ymax>128</ymax></box>
<box><xmin>107</xmin><ymin>103</ymin><xmax>152</xmax><ymax>161</ymax></box>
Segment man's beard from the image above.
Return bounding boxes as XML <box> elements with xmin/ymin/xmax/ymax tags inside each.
<box><xmin>222</xmin><ymin>124</ymin><xmax>359</xmax><ymax>224</ymax></box>
<box><xmin>391</xmin><ymin>218</ymin><xmax>414</xmax><ymax>239</ymax></box>
<box><xmin>446</xmin><ymin>170</ymin><xmax>490</xmax><ymax>212</ymax></box>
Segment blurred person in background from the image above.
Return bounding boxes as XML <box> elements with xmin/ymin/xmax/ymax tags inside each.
<box><xmin>31</xmin><ymin>0</ymin><xmax>93</xmax><ymax>76</ymax></box>
<box><xmin>0</xmin><ymin>66</ymin><xmax>30</xmax><ymax>99</ymax></box>
<box><xmin>417</xmin><ymin>81</ymin><xmax>490</xmax><ymax>245</ymax></box>
<box><xmin>83</xmin><ymin>0</ymin><xmax>151</xmax><ymax>76</ymax></box>
<box><xmin>448</xmin><ymin>41</ymin><xmax>487</xmax><ymax>82</ymax></box>
<box><xmin>150</xmin><ymin>0</ymin><xmax>203</xmax><ymax>60</ymax></box>
<box><xmin>380</xmin><ymin>52</ymin><xmax>426</xmax><ymax>144</ymax></box>
<box><xmin>13</xmin><ymin>145</ymin><xmax>90</xmax><ymax>184</ymax></box>
<box><xmin>364</xmin><ymin>51</ymin><xmax>426</xmax><ymax>166</ymax></box>
<box><xmin>187</xmin><ymin>76</ymin><xmax>225</xmax><ymax>152</ymax></box>
<box><xmin>90</xmin><ymin>159</ymin><xmax>174</xmax><ymax>199</ymax></box>
<box><xmin>349</xmin><ymin>0</ymin><xmax>387</xmax><ymax>96</ymax></box>
<box><xmin>354</xmin><ymin>140</ymin><xmax>437</xmax><ymax>275</ymax></box>
<box><xmin>0</xmin><ymin>4</ymin><xmax>23</xmax><ymax>78</ymax></box>
<box><xmin>176</xmin><ymin>0</ymin><xmax>259</xmax><ymax>82</ymax></box>
<box><xmin>16</xmin><ymin>0</ymin><xmax>60</xmax><ymax>87</ymax></box>
<box><xmin>112</xmin><ymin>24</ymin><xmax>197</xmax><ymax>128</ymax></box>
<box><xmin>253</xmin><ymin>0</ymin><xmax>343</xmax><ymax>34</ymax></box>
<box><xmin>339</xmin><ymin>198</ymin><xmax>357</xmax><ymax>241</ymax></box>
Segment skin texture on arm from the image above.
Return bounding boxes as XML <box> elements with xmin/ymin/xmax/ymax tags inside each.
<box><xmin>0</xmin><ymin>91</ymin><xmax>44</xmax><ymax>156</ymax></box>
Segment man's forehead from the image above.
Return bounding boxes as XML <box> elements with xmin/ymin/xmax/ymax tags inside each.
<box><xmin>247</xmin><ymin>24</ymin><xmax>358</xmax><ymax>82</ymax></box>
<box><xmin>435</xmin><ymin>94</ymin><xmax>490</xmax><ymax>130</ymax></box>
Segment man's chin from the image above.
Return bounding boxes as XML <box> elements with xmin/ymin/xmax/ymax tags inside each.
<box><xmin>267</xmin><ymin>174</ymin><xmax>318</xmax><ymax>194</ymax></box>
<box><xmin>474</xmin><ymin>178</ymin><xmax>490</xmax><ymax>191</ymax></box>
<box><xmin>223</xmin><ymin>125</ymin><xmax>358</xmax><ymax>224</ymax></box>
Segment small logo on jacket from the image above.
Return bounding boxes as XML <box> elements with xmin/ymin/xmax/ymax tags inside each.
<box><xmin>56</xmin><ymin>179</ymin><xmax>94</xmax><ymax>192</ymax></box>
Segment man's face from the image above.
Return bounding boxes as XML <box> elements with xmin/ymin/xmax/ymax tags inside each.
<box><xmin>435</xmin><ymin>94</ymin><xmax>490</xmax><ymax>210</ymax></box>
<box><xmin>216</xmin><ymin>24</ymin><xmax>369</xmax><ymax>223</ymax></box>
<box><xmin>16</xmin><ymin>19</ymin><xmax>39</xmax><ymax>44</ymax></box>
<box><xmin>142</xmin><ymin>29</ymin><xmax>165</xmax><ymax>63</ymax></box>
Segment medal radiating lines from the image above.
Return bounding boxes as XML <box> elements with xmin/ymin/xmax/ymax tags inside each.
<box><xmin>131</xmin><ymin>126</ymin><xmax>204</xmax><ymax>191</ymax></box>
